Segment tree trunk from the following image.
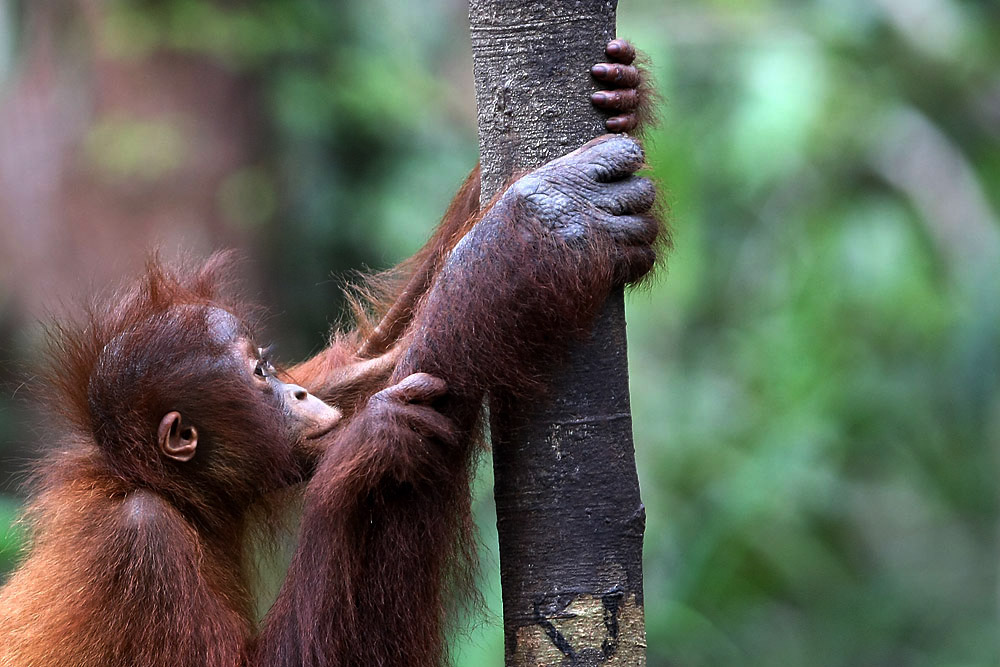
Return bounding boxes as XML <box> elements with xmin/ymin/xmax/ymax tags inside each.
<box><xmin>469</xmin><ymin>2</ymin><xmax>647</xmax><ymax>665</ymax></box>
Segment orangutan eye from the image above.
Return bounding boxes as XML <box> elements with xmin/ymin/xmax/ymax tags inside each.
<box><xmin>253</xmin><ymin>345</ymin><xmax>276</xmax><ymax>379</ymax></box>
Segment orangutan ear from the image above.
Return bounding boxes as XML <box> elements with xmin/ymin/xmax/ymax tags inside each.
<box><xmin>157</xmin><ymin>411</ymin><xmax>198</xmax><ymax>463</ymax></box>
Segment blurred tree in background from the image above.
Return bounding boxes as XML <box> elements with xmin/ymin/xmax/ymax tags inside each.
<box><xmin>0</xmin><ymin>0</ymin><xmax>998</xmax><ymax>665</ymax></box>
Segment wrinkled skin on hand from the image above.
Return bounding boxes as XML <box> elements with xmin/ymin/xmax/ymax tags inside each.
<box><xmin>443</xmin><ymin>133</ymin><xmax>659</xmax><ymax>290</ymax></box>
<box><xmin>508</xmin><ymin>135</ymin><xmax>657</xmax><ymax>243</ymax></box>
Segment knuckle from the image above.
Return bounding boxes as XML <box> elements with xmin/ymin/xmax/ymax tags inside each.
<box><xmin>618</xmin><ymin>114</ymin><xmax>639</xmax><ymax>131</ymax></box>
<box><xmin>622</xmin><ymin>137</ymin><xmax>644</xmax><ymax>161</ymax></box>
<box><xmin>512</xmin><ymin>174</ymin><xmax>545</xmax><ymax>200</ymax></box>
<box><xmin>602</xmin><ymin>136</ymin><xmax>643</xmax><ymax>167</ymax></box>
<box><xmin>403</xmin><ymin>373</ymin><xmax>431</xmax><ymax>393</ymax></box>
<box><xmin>606</xmin><ymin>89</ymin><xmax>638</xmax><ymax>112</ymax></box>
<box><xmin>371</xmin><ymin>387</ymin><xmax>395</xmax><ymax>406</ymax></box>
<box><xmin>612</xmin><ymin>64</ymin><xmax>634</xmax><ymax>84</ymax></box>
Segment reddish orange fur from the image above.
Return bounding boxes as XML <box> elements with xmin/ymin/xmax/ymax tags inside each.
<box><xmin>0</xmin><ymin>255</ymin><xmax>295</xmax><ymax>667</ymax></box>
<box><xmin>0</xmin><ymin>174</ymin><xmax>489</xmax><ymax>667</ymax></box>
<box><xmin>0</xmin><ymin>51</ymin><xmax>662</xmax><ymax>667</ymax></box>
<box><xmin>258</xmin><ymin>136</ymin><xmax>664</xmax><ymax>665</ymax></box>
<box><xmin>255</xmin><ymin>169</ymin><xmax>487</xmax><ymax>667</ymax></box>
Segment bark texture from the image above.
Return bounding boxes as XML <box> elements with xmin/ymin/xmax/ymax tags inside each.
<box><xmin>469</xmin><ymin>1</ymin><xmax>647</xmax><ymax>664</ymax></box>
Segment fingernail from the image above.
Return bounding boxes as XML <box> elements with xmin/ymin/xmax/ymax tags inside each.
<box><xmin>592</xmin><ymin>92</ymin><xmax>608</xmax><ymax>104</ymax></box>
<box><xmin>592</xmin><ymin>64</ymin><xmax>608</xmax><ymax>76</ymax></box>
<box><xmin>607</xmin><ymin>41</ymin><xmax>621</xmax><ymax>54</ymax></box>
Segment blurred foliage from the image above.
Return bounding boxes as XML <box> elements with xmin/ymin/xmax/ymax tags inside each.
<box><xmin>0</xmin><ymin>496</ymin><xmax>22</xmax><ymax>574</ymax></box>
<box><xmin>84</xmin><ymin>115</ymin><xmax>188</xmax><ymax>181</ymax></box>
<box><xmin>1</xmin><ymin>0</ymin><xmax>999</xmax><ymax>665</ymax></box>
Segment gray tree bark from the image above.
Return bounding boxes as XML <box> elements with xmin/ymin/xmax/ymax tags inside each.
<box><xmin>469</xmin><ymin>1</ymin><xmax>647</xmax><ymax>665</ymax></box>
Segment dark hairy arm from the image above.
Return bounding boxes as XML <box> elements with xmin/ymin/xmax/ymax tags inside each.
<box><xmin>257</xmin><ymin>40</ymin><xmax>661</xmax><ymax>667</ymax></box>
<box><xmin>257</xmin><ymin>133</ymin><xmax>661</xmax><ymax>667</ymax></box>
<box><xmin>287</xmin><ymin>38</ymin><xmax>653</xmax><ymax>410</ymax></box>
<box><xmin>394</xmin><ymin>133</ymin><xmax>661</xmax><ymax>399</ymax></box>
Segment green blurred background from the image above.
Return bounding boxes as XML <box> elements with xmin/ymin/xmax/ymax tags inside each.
<box><xmin>0</xmin><ymin>0</ymin><xmax>998</xmax><ymax>665</ymax></box>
